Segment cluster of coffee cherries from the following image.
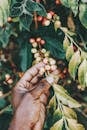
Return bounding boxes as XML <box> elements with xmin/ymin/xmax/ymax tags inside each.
<box><xmin>4</xmin><ymin>73</ymin><xmax>13</xmax><ymax>85</ymax></box>
<box><xmin>30</xmin><ymin>37</ymin><xmax>57</xmax><ymax>75</ymax></box>
<box><xmin>37</xmin><ymin>11</ymin><xmax>61</xmax><ymax>29</ymax></box>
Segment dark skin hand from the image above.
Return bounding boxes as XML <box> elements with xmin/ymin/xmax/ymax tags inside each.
<box><xmin>8</xmin><ymin>62</ymin><xmax>52</xmax><ymax>130</ymax></box>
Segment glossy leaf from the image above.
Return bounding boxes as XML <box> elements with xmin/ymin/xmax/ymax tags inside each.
<box><xmin>63</xmin><ymin>105</ymin><xmax>77</xmax><ymax>119</ymax></box>
<box><xmin>66</xmin><ymin>44</ymin><xmax>74</xmax><ymax>61</ymax></box>
<box><xmin>0</xmin><ymin>0</ymin><xmax>9</xmax><ymax>26</ymax></box>
<box><xmin>78</xmin><ymin>59</ymin><xmax>87</xmax><ymax>87</ymax></box>
<box><xmin>53</xmin><ymin>84</ymin><xmax>81</xmax><ymax>108</ymax></box>
<box><xmin>79</xmin><ymin>3</ymin><xmax>87</xmax><ymax>29</ymax></box>
<box><xmin>67</xmin><ymin>118</ymin><xmax>85</xmax><ymax>130</ymax></box>
<box><xmin>69</xmin><ymin>51</ymin><xmax>81</xmax><ymax>80</ymax></box>
<box><xmin>50</xmin><ymin>119</ymin><xmax>63</xmax><ymax>130</ymax></box>
<box><xmin>20</xmin><ymin>13</ymin><xmax>33</xmax><ymax>31</ymax></box>
<box><xmin>63</xmin><ymin>36</ymin><xmax>70</xmax><ymax>51</ymax></box>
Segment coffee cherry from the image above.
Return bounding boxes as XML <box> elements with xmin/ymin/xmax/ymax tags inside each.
<box><xmin>36</xmin><ymin>37</ymin><xmax>41</xmax><ymax>43</ymax></box>
<box><xmin>49</xmin><ymin>11</ymin><xmax>55</xmax><ymax>16</ymax></box>
<box><xmin>36</xmin><ymin>57</ymin><xmax>41</xmax><ymax>62</ymax></box>
<box><xmin>30</xmin><ymin>38</ymin><xmax>35</xmax><ymax>43</ymax></box>
<box><xmin>7</xmin><ymin>79</ymin><xmax>13</xmax><ymax>84</ymax></box>
<box><xmin>31</xmin><ymin>48</ymin><xmax>37</xmax><ymax>53</ymax></box>
<box><xmin>47</xmin><ymin>13</ymin><xmax>52</xmax><ymax>20</ymax></box>
<box><xmin>54</xmin><ymin>20</ymin><xmax>61</xmax><ymax>28</ymax></box>
<box><xmin>37</xmin><ymin>16</ymin><xmax>43</xmax><ymax>22</ymax></box>
<box><xmin>45</xmin><ymin>65</ymin><xmax>51</xmax><ymax>71</ymax></box>
<box><xmin>5</xmin><ymin>74</ymin><xmax>10</xmax><ymax>80</ymax></box>
<box><xmin>43</xmin><ymin>58</ymin><xmax>48</xmax><ymax>64</ymax></box>
<box><xmin>34</xmin><ymin>53</ymin><xmax>40</xmax><ymax>58</ymax></box>
<box><xmin>42</xmin><ymin>19</ymin><xmax>50</xmax><ymax>26</ymax></box>
<box><xmin>51</xmin><ymin>65</ymin><xmax>57</xmax><ymax>71</ymax></box>
<box><xmin>39</xmin><ymin>67</ymin><xmax>45</xmax><ymax>75</ymax></box>
<box><xmin>44</xmin><ymin>51</ymin><xmax>50</xmax><ymax>57</ymax></box>
<box><xmin>40</xmin><ymin>40</ymin><xmax>45</xmax><ymax>45</ymax></box>
<box><xmin>49</xmin><ymin>58</ymin><xmax>56</xmax><ymax>65</ymax></box>
<box><xmin>7</xmin><ymin>17</ymin><xmax>12</xmax><ymax>22</ymax></box>
<box><xmin>32</xmin><ymin>42</ymin><xmax>38</xmax><ymax>47</ymax></box>
<box><xmin>41</xmin><ymin>49</ymin><xmax>46</xmax><ymax>53</ymax></box>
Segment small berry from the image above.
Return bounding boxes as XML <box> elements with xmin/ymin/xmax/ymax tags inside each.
<box><xmin>49</xmin><ymin>58</ymin><xmax>56</xmax><ymax>65</ymax></box>
<box><xmin>31</xmin><ymin>48</ymin><xmax>37</xmax><ymax>53</ymax></box>
<box><xmin>32</xmin><ymin>42</ymin><xmax>38</xmax><ymax>47</ymax></box>
<box><xmin>7</xmin><ymin>79</ymin><xmax>13</xmax><ymax>84</ymax></box>
<box><xmin>42</xmin><ymin>19</ymin><xmax>50</xmax><ymax>26</ymax></box>
<box><xmin>34</xmin><ymin>53</ymin><xmax>40</xmax><ymax>58</ymax></box>
<box><xmin>41</xmin><ymin>49</ymin><xmax>46</xmax><ymax>53</ymax></box>
<box><xmin>47</xmin><ymin>13</ymin><xmax>52</xmax><ymax>20</ymax></box>
<box><xmin>36</xmin><ymin>37</ymin><xmax>41</xmax><ymax>43</ymax></box>
<box><xmin>36</xmin><ymin>57</ymin><xmax>41</xmax><ymax>62</ymax></box>
<box><xmin>40</xmin><ymin>40</ymin><xmax>45</xmax><ymax>45</ymax></box>
<box><xmin>30</xmin><ymin>38</ymin><xmax>35</xmax><ymax>43</ymax></box>
<box><xmin>54</xmin><ymin>20</ymin><xmax>61</xmax><ymax>28</ymax></box>
<box><xmin>5</xmin><ymin>74</ymin><xmax>10</xmax><ymax>80</ymax></box>
<box><xmin>43</xmin><ymin>58</ymin><xmax>48</xmax><ymax>64</ymax></box>
<box><xmin>51</xmin><ymin>65</ymin><xmax>57</xmax><ymax>71</ymax></box>
<box><xmin>45</xmin><ymin>65</ymin><xmax>51</xmax><ymax>71</ymax></box>
<box><xmin>49</xmin><ymin>11</ymin><xmax>55</xmax><ymax>16</ymax></box>
<box><xmin>44</xmin><ymin>51</ymin><xmax>50</xmax><ymax>57</ymax></box>
<box><xmin>7</xmin><ymin>17</ymin><xmax>12</xmax><ymax>22</ymax></box>
<box><xmin>37</xmin><ymin>16</ymin><xmax>43</xmax><ymax>22</ymax></box>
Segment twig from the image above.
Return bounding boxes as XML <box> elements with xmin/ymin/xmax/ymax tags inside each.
<box><xmin>0</xmin><ymin>91</ymin><xmax>11</xmax><ymax>99</ymax></box>
<box><xmin>0</xmin><ymin>105</ymin><xmax>11</xmax><ymax>115</ymax></box>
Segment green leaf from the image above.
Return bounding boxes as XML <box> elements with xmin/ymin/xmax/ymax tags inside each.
<box><xmin>36</xmin><ymin>2</ymin><xmax>47</xmax><ymax>16</ymax></box>
<box><xmin>50</xmin><ymin>119</ymin><xmax>63</xmax><ymax>130</ymax></box>
<box><xmin>78</xmin><ymin>59</ymin><xmax>87</xmax><ymax>88</ymax></box>
<box><xmin>69</xmin><ymin>51</ymin><xmax>81</xmax><ymax>80</ymax></box>
<box><xmin>10</xmin><ymin>2</ymin><xmax>23</xmax><ymax>17</ymax></box>
<box><xmin>79</xmin><ymin>3</ymin><xmax>87</xmax><ymax>29</ymax></box>
<box><xmin>19</xmin><ymin>43</ymin><xmax>32</xmax><ymax>71</ymax></box>
<box><xmin>61</xmin><ymin>0</ymin><xmax>79</xmax><ymax>15</ymax></box>
<box><xmin>44</xmin><ymin>36</ymin><xmax>65</xmax><ymax>59</ymax></box>
<box><xmin>26</xmin><ymin>0</ymin><xmax>46</xmax><ymax>16</ymax></box>
<box><xmin>63</xmin><ymin>105</ymin><xmax>77</xmax><ymax>119</ymax></box>
<box><xmin>0</xmin><ymin>0</ymin><xmax>9</xmax><ymax>26</ymax></box>
<box><xmin>67</xmin><ymin>118</ymin><xmax>85</xmax><ymax>130</ymax></box>
<box><xmin>49</xmin><ymin>95</ymin><xmax>56</xmax><ymax>111</ymax></box>
<box><xmin>66</xmin><ymin>44</ymin><xmax>74</xmax><ymax>61</ymax></box>
<box><xmin>0</xmin><ymin>99</ymin><xmax>7</xmax><ymax>109</ymax></box>
<box><xmin>63</xmin><ymin>36</ymin><xmax>70</xmax><ymax>51</ymax></box>
<box><xmin>81</xmin><ymin>51</ymin><xmax>87</xmax><ymax>61</ymax></box>
<box><xmin>53</xmin><ymin>107</ymin><xmax>62</xmax><ymax>122</ymax></box>
<box><xmin>53</xmin><ymin>84</ymin><xmax>81</xmax><ymax>108</ymax></box>
<box><xmin>20</xmin><ymin>13</ymin><xmax>33</xmax><ymax>31</ymax></box>
<box><xmin>60</xmin><ymin>0</ymin><xmax>70</xmax><ymax>7</ymax></box>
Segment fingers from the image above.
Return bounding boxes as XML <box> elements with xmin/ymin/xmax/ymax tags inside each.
<box><xmin>21</xmin><ymin>62</ymin><xmax>45</xmax><ymax>82</ymax></box>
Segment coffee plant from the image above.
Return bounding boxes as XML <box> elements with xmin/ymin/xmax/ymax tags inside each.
<box><xmin>0</xmin><ymin>0</ymin><xmax>87</xmax><ymax>130</ymax></box>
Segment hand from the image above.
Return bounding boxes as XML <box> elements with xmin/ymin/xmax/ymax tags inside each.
<box><xmin>9</xmin><ymin>62</ymin><xmax>51</xmax><ymax>130</ymax></box>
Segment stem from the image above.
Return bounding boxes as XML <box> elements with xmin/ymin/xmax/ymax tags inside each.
<box><xmin>65</xmin><ymin>33</ymin><xmax>82</xmax><ymax>52</ymax></box>
<box><xmin>0</xmin><ymin>105</ymin><xmax>11</xmax><ymax>115</ymax></box>
<box><xmin>0</xmin><ymin>91</ymin><xmax>11</xmax><ymax>99</ymax></box>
